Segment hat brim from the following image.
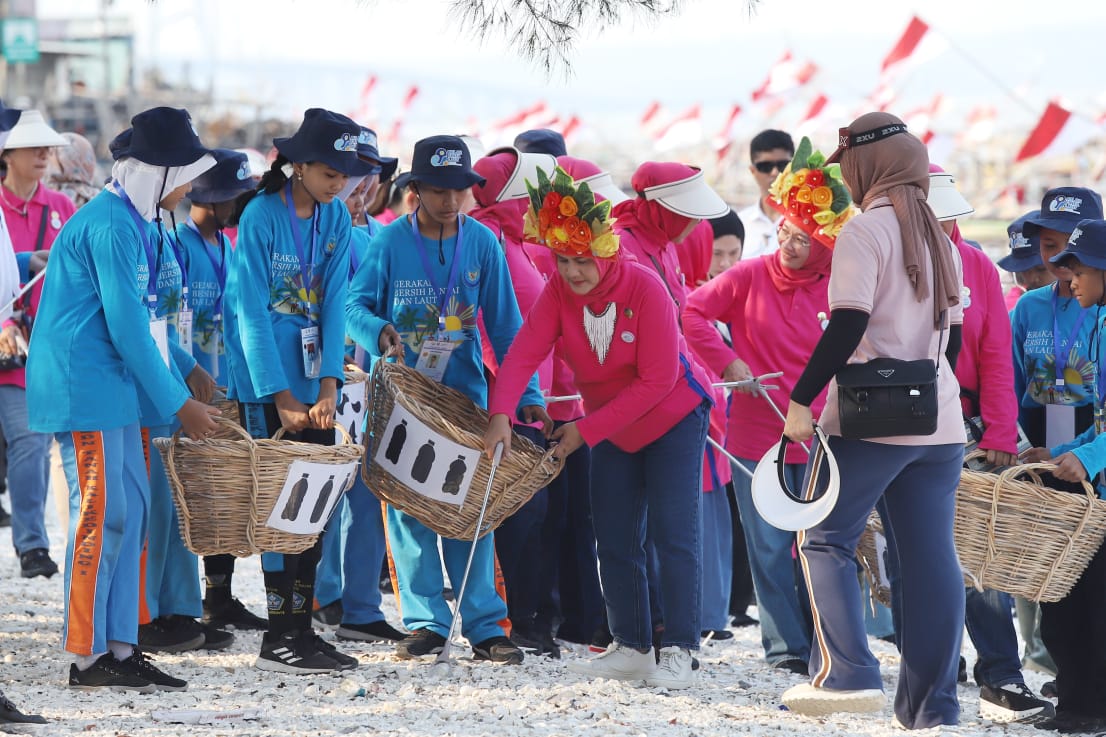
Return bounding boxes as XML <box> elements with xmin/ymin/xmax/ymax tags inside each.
<box><xmin>189</xmin><ymin>186</ymin><xmax>253</xmax><ymax>204</ymax></box>
<box><xmin>408</xmin><ymin>168</ymin><xmax>486</xmax><ymax>190</ymax></box>
<box><xmin>751</xmin><ymin>427</ymin><xmax>839</xmax><ymax>531</ymax></box>
<box><xmin>927</xmin><ymin>183</ymin><xmax>975</xmax><ymax>221</ymax></box>
<box><xmin>643</xmin><ymin>171</ymin><xmax>729</xmax><ymax>219</ymax></box>
<box><xmin>823</xmin><ymin>144</ymin><xmax>846</xmax><ymax>165</ymax></box>
<box><xmin>0</xmin><ymin>108</ymin><xmax>20</xmax><ymax>134</ymax></box>
<box><xmin>378</xmin><ymin>157</ymin><xmax>398</xmax><ymax>181</ymax></box>
<box><xmin>274</xmin><ymin>136</ymin><xmax>374</xmax><ymax>177</ymax></box>
<box><xmin>3</xmin><ymin>130</ymin><xmax>68</xmax><ymax>149</ymax></box>
<box><xmin>489</xmin><ymin>148</ymin><xmax>558</xmax><ymax>202</ymax></box>
<box><xmin>577</xmin><ymin>171</ymin><xmax>630</xmax><ymax>206</ymax></box>
<box><xmin>1023</xmin><ymin>214</ymin><xmax>1082</xmax><ymax>237</ymax></box>
<box><xmin>1050</xmin><ymin>247</ymin><xmax>1106</xmax><ymax>271</ymax></box>
<box><xmin>997</xmin><ymin>249</ymin><xmax>1044</xmax><ymax>272</ymax></box>
<box><xmin>114</xmin><ymin>144</ymin><xmax>212</xmax><ymax>167</ymax></box>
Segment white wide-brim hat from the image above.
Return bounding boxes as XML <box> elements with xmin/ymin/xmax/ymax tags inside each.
<box><xmin>486</xmin><ymin>146</ymin><xmax>558</xmax><ymax>203</ymax></box>
<box><xmin>752</xmin><ymin>425</ymin><xmax>840</xmax><ymax>531</ymax></box>
<box><xmin>577</xmin><ymin>171</ymin><xmax>630</xmax><ymax>205</ymax></box>
<box><xmin>927</xmin><ymin>172</ymin><xmax>974</xmax><ymax>222</ymax></box>
<box><xmin>641</xmin><ymin>168</ymin><xmax>729</xmax><ymax>219</ymax></box>
<box><xmin>3</xmin><ymin>110</ymin><xmax>66</xmax><ymax>149</ymax></box>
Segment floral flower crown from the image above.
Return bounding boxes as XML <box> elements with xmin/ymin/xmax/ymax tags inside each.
<box><xmin>523</xmin><ymin>165</ymin><xmax>620</xmax><ymax>259</ymax></box>
<box><xmin>767</xmin><ymin>136</ymin><xmax>856</xmax><ymax>248</ymax></box>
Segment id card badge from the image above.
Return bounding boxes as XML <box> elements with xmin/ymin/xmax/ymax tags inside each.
<box><xmin>177</xmin><ymin>309</ymin><xmax>193</xmax><ymax>354</ymax></box>
<box><xmin>150</xmin><ymin>317</ymin><xmax>170</xmax><ymax>367</ymax></box>
<box><xmin>301</xmin><ymin>325</ymin><xmax>321</xmax><ymax>379</ymax></box>
<box><xmin>1045</xmin><ymin>403</ymin><xmax>1077</xmax><ymax>448</ymax></box>
<box><xmin>415</xmin><ymin>339</ymin><xmax>455</xmax><ymax>382</ymax></box>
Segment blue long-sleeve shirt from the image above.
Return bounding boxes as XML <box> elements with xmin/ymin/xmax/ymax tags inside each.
<box><xmin>26</xmin><ymin>190</ymin><xmax>190</xmax><ymax>432</ymax></box>
<box><xmin>345</xmin><ymin>214</ymin><xmax>543</xmax><ymax>411</ymax></box>
<box><xmin>223</xmin><ymin>189</ymin><xmax>350</xmax><ymax>404</ymax></box>
<box><xmin>1011</xmin><ymin>284</ymin><xmax>1096</xmax><ymax>411</ymax></box>
<box><xmin>175</xmin><ymin>222</ymin><xmax>230</xmax><ymax>382</ymax></box>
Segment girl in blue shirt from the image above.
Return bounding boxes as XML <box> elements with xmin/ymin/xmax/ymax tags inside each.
<box><xmin>224</xmin><ymin>109</ymin><xmax>373</xmax><ymax>675</ymax></box>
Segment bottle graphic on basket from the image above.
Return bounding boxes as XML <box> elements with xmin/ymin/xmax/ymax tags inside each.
<box><xmin>385</xmin><ymin>419</ymin><xmax>407</xmax><ymax>464</ymax></box>
<box><xmin>442</xmin><ymin>456</ymin><xmax>467</xmax><ymax>495</ymax></box>
<box><xmin>411</xmin><ymin>439</ymin><xmax>436</xmax><ymax>484</ymax></box>
<box><xmin>310</xmin><ymin>475</ymin><xmax>335</xmax><ymax>524</ymax></box>
<box><xmin>283</xmin><ymin>473</ymin><xmax>310</xmax><ymax>520</ymax></box>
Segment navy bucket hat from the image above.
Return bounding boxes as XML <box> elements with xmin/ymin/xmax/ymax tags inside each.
<box><xmin>0</xmin><ymin>99</ymin><xmax>20</xmax><ymax>134</ymax></box>
<box><xmin>1050</xmin><ymin>219</ymin><xmax>1106</xmax><ymax>271</ymax></box>
<box><xmin>356</xmin><ymin>127</ymin><xmax>398</xmax><ymax>180</ymax></box>
<box><xmin>109</xmin><ymin>107</ymin><xmax>211</xmax><ymax>166</ymax></box>
<box><xmin>997</xmin><ymin>211</ymin><xmax>1044</xmax><ymax>272</ymax></box>
<box><xmin>189</xmin><ymin>148</ymin><xmax>255</xmax><ymax>204</ymax></box>
<box><xmin>514</xmin><ymin>128</ymin><xmax>567</xmax><ymax>157</ymax></box>
<box><xmin>1023</xmin><ymin>187</ymin><xmax>1104</xmax><ymax>237</ymax></box>
<box><xmin>274</xmin><ymin>108</ymin><xmax>373</xmax><ymax>177</ymax></box>
<box><xmin>407</xmin><ymin>135</ymin><xmax>485</xmax><ymax>190</ymax></box>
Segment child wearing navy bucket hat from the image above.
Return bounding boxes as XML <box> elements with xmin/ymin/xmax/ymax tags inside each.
<box><xmin>26</xmin><ymin>106</ymin><xmax>219</xmax><ymax>693</ymax></box>
<box><xmin>173</xmin><ymin>149</ymin><xmax>269</xmax><ymax>634</ymax></box>
<box><xmin>999</xmin><ymin>211</ymin><xmax>1053</xmax><ymax>311</ymax></box>
<box><xmin>1019</xmin><ymin>219</ymin><xmax>1106</xmax><ymax>733</ymax></box>
<box><xmin>346</xmin><ymin>134</ymin><xmax>549</xmax><ymax>664</ymax></box>
<box><xmin>223</xmin><ymin>108</ymin><xmax>371</xmax><ymax>675</ymax></box>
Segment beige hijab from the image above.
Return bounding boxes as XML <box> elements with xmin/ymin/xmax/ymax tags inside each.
<box><xmin>839</xmin><ymin>112</ymin><xmax>960</xmax><ymax>328</ymax></box>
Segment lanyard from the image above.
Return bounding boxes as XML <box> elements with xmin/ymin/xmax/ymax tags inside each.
<box><xmin>188</xmin><ymin>221</ymin><xmax>227</xmax><ymax>319</ymax></box>
<box><xmin>113</xmin><ymin>180</ymin><xmax>160</xmax><ymax>315</ymax></box>
<box><xmin>409</xmin><ymin>210</ymin><xmax>465</xmax><ymax>333</ymax></box>
<box><xmin>284</xmin><ymin>180</ymin><xmax>319</xmax><ymax>322</ymax></box>
<box><xmin>1053</xmin><ymin>284</ymin><xmax>1092</xmax><ymax>387</ymax></box>
<box><xmin>165</xmin><ymin>229</ymin><xmax>189</xmax><ymax>310</ymax></box>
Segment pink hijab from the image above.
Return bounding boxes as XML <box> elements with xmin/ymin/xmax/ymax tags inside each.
<box><xmin>611</xmin><ymin>162</ymin><xmax>697</xmax><ymax>245</ymax></box>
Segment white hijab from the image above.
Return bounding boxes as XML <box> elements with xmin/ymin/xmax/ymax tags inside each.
<box><xmin>109</xmin><ymin>154</ymin><xmax>216</xmax><ymax>221</ymax></box>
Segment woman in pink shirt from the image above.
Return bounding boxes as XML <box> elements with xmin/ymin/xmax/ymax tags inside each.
<box><xmin>683</xmin><ymin>138</ymin><xmax>843</xmax><ymax>673</ymax></box>
<box><xmin>0</xmin><ymin>109</ymin><xmax>74</xmax><ymax>579</ymax></box>
<box><xmin>484</xmin><ymin>168</ymin><xmax>711</xmax><ymax>689</ymax></box>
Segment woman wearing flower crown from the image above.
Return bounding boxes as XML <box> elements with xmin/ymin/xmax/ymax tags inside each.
<box><xmin>683</xmin><ymin>136</ymin><xmax>853</xmax><ymax>676</ymax></box>
<box><xmin>483</xmin><ymin>166</ymin><xmax>712</xmax><ymax>689</ymax></box>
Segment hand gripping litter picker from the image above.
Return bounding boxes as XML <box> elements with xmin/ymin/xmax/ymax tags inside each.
<box><xmin>708</xmin><ymin>371</ymin><xmax>801</xmax><ymax>480</ymax></box>
<box><xmin>432</xmin><ymin>441</ymin><xmax>504</xmax><ymax>672</ymax></box>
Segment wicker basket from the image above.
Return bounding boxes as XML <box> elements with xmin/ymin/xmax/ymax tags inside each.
<box><xmin>856</xmin><ymin>512</ymin><xmax>892</xmax><ymax>608</ymax></box>
<box><xmin>154</xmin><ymin>417</ymin><xmax>364</xmax><ymax>557</ymax></box>
<box><xmin>208</xmin><ymin>388</ymin><xmax>242</xmax><ymax>440</ymax></box>
<box><xmin>955</xmin><ymin>460</ymin><xmax>1106</xmax><ymax>602</ymax></box>
<box><xmin>363</xmin><ymin>358</ymin><xmax>562</xmax><ymax>540</ymax></box>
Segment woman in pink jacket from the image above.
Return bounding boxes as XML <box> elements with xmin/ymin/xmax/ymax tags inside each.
<box><xmin>484</xmin><ymin>168</ymin><xmax>711</xmax><ymax>689</ymax></box>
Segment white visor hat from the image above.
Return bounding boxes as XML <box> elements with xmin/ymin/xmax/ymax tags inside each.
<box><xmin>751</xmin><ymin>425</ymin><xmax>840</xmax><ymax>531</ymax></box>
<box><xmin>640</xmin><ymin>169</ymin><xmax>729</xmax><ymax>219</ymax></box>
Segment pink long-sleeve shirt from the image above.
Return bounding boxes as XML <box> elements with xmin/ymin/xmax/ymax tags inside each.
<box><xmin>956</xmin><ymin>239</ymin><xmax>1018</xmax><ymax>454</ymax></box>
<box><xmin>489</xmin><ymin>260</ymin><xmax>710</xmax><ymax>452</ymax></box>
<box><xmin>684</xmin><ymin>256</ymin><xmax>830</xmax><ymax>465</ymax></box>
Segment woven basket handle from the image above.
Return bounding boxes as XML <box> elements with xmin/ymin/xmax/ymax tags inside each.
<box><xmin>271</xmin><ymin>421</ymin><xmax>355</xmax><ymax>446</ymax></box>
<box><xmin>998</xmin><ymin>462</ymin><xmax>1096</xmax><ymax>500</ymax></box>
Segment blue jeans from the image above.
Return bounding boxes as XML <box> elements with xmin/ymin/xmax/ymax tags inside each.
<box><xmin>0</xmin><ymin>385</ymin><xmax>50</xmax><ymax>553</ymax></box>
<box><xmin>590</xmin><ymin>402</ymin><xmax>708</xmax><ymax>651</ymax></box>
<box><xmin>701</xmin><ymin>486</ymin><xmax>733</xmax><ymax>631</ymax></box>
<box><xmin>731</xmin><ymin>456</ymin><xmax>811</xmax><ymax>664</ymax></box>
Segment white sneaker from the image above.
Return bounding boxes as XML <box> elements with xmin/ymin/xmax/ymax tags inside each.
<box><xmin>566</xmin><ymin>641</ymin><xmax>656</xmax><ymax>681</ymax></box>
<box><xmin>782</xmin><ymin>683</ymin><xmax>885</xmax><ymax>716</ymax></box>
<box><xmin>646</xmin><ymin>646</ymin><xmax>698</xmax><ymax>689</ymax></box>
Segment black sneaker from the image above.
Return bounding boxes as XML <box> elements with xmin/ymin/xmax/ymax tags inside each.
<box><xmin>312</xmin><ymin>600</ymin><xmax>343</xmax><ymax>630</ymax></box>
<box><xmin>958</xmin><ymin>656</ymin><xmax>968</xmax><ymax>683</ymax></box>
<box><xmin>0</xmin><ymin>499</ymin><xmax>10</xmax><ymax>528</ymax></box>
<box><xmin>19</xmin><ymin>548</ymin><xmax>58</xmax><ymax>579</ymax></box>
<box><xmin>255</xmin><ymin>630</ymin><xmax>338</xmax><ymax>674</ymax></box>
<box><xmin>1033</xmin><ymin>712</ymin><xmax>1106</xmax><ymax>733</ymax></box>
<box><xmin>773</xmin><ymin>657</ymin><xmax>810</xmax><ymax>676</ymax></box>
<box><xmin>311</xmin><ymin>633</ymin><xmax>359</xmax><ymax>670</ymax></box>
<box><xmin>0</xmin><ymin>689</ymin><xmax>47</xmax><ymax>726</ymax></box>
<box><xmin>701</xmin><ymin>629</ymin><xmax>735</xmax><ymax>641</ymax></box>
<box><xmin>979</xmin><ymin>682</ymin><xmax>1055</xmax><ymax>724</ymax></box>
<box><xmin>395</xmin><ymin>629</ymin><xmax>446</xmax><ymax>660</ymax></box>
<box><xmin>198</xmin><ymin>622</ymin><xmax>235</xmax><ymax>651</ymax></box>
<box><xmin>203</xmin><ymin>597</ymin><xmax>268</xmax><ymax>631</ymax></box>
<box><xmin>336</xmin><ymin>620</ymin><xmax>406</xmax><ymax>643</ymax></box>
<box><xmin>1041</xmin><ymin>680</ymin><xmax>1058</xmax><ymax>699</ymax></box>
<box><xmin>730</xmin><ymin>612</ymin><xmax>759</xmax><ymax>628</ymax></box>
<box><xmin>138</xmin><ymin>616</ymin><xmax>205</xmax><ymax>653</ymax></box>
<box><xmin>119</xmin><ymin>650</ymin><xmax>188</xmax><ymax>692</ymax></box>
<box><xmin>68</xmin><ymin>653</ymin><xmax>155</xmax><ymax>693</ymax></box>
<box><xmin>472</xmin><ymin>636</ymin><xmax>524</xmax><ymax>665</ymax></box>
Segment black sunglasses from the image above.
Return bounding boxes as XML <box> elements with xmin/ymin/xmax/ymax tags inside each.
<box><xmin>754</xmin><ymin>159</ymin><xmax>791</xmax><ymax>174</ymax></box>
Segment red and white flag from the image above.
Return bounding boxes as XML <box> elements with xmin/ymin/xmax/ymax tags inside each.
<box><xmin>872</xmin><ymin>16</ymin><xmax>948</xmax><ymax>112</ymax></box>
<box><xmin>400</xmin><ymin>85</ymin><xmax>420</xmax><ymax>112</ymax></box>
<box><xmin>751</xmin><ymin>51</ymin><xmax>817</xmax><ymax>102</ymax></box>
<box><xmin>960</xmin><ymin>105</ymin><xmax>998</xmax><ymax>145</ymax></box>
<box><xmin>903</xmin><ymin>94</ymin><xmax>943</xmax><ymax>145</ymax></box>
<box><xmin>715</xmin><ymin>104</ymin><xmax>743</xmax><ymax>144</ymax></box>
<box><xmin>653</xmin><ymin>104</ymin><xmax>703</xmax><ymax>150</ymax></box>
<box><xmin>560</xmin><ymin>115</ymin><xmax>582</xmax><ymax>143</ymax></box>
<box><xmin>1015</xmin><ymin>101</ymin><xmax>1103</xmax><ymax>163</ymax></box>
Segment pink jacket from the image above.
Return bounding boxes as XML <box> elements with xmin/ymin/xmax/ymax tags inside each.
<box><xmin>528</xmin><ymin>245</ymin><xmax>584</xmax><ymax>422</ymax></box>
<box><xmin>955</xmin><ymin>237</ymin><xmax>1018</xmax><ymax>454</ymax></box>
<box><xmin>489</xmin><ymin>259</ymin><xmax>710</xmax><ymax>452</ymax></box>
<box><xmin>684</xmin><ymin>256</ymin><xmax>830</xmax><ymax>464</ymax></box>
